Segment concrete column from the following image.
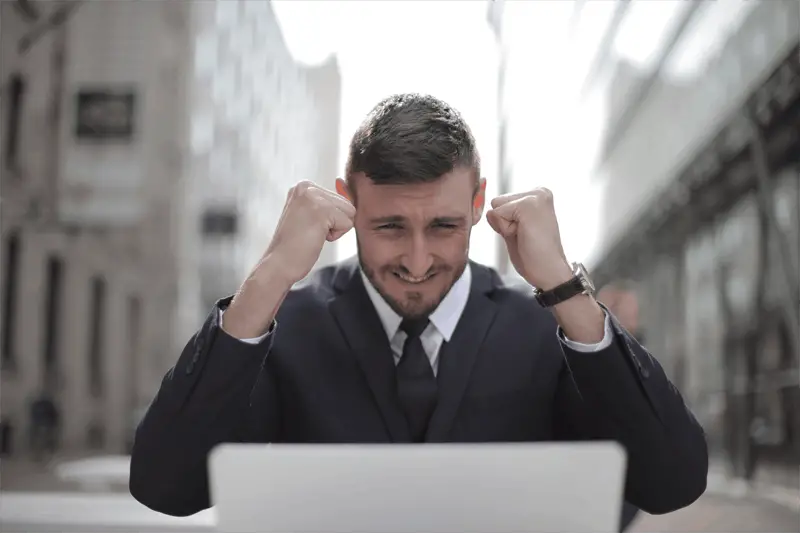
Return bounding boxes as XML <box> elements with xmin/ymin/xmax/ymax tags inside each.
<box><xmin>103</xmin><ymin>278</ymin><xmax>128</xmax><ymax>452</ymax></box>
<box><xmin>60</xmin><ymin>240</ymin><xmax>90</xmax><ymax>452</ymax></box>
<box><xmin>14</xmin><ymin>228</ymin><xmax>46</xmax><ymax>454</ymax></box>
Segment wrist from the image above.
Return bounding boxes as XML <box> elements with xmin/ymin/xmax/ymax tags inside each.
<box><xmin>530</xmin><ymin>259</ymin><xmax>573</xmax><ymax>291</ymax></box>
<box><xmin>552</xmin><ymin>296</ymin><xmax>606</xmax><ymax>344</ymax></box>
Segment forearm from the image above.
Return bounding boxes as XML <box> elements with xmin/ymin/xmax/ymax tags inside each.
<box><xmin>224</xmin><ymin>254</ymin><xmax>294</xmax><ymax>339</ymax></box>
<box><xmin>551</xmin><ymin>293</ymin><xmax>606</xmax><ymax>344</ymax></box>
<box><xmin>130</xmin><ymin>309</ymin><xmax>279</xmax><ymax>516</ymax></box>
<box><xmin>558</xmin><ymin>331</ymin><xmax>708</xmax><ymax>514</ymax></box>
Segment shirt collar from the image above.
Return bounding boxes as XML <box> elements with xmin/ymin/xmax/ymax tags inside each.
<box><xmin>359</xmin><ymin>264</ymin><xmax>472</xmax><ymax>342</ymax></box>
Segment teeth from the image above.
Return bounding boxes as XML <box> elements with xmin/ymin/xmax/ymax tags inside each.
<box><xmin>396</xmin><ymin>273</ymin><xmax>431</xmax><ymax>284</ymax></box>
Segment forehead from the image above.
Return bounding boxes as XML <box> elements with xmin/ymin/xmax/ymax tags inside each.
<box><xmin>353</xmin><ymin>168</ymin><xmax>475</xmax><ymax>217</ymax></box>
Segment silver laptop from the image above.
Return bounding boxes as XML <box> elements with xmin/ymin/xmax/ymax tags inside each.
<box><xmin>209</xmin><ymin>442</ymin><xmax>627</xmax><ymax>533</ymax></box>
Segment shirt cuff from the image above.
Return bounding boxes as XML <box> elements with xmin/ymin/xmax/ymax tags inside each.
<box><xmin>558</xmin><ymin>309</ymin><xmax>614</xmax><ymax>353</ymax></box>
<box><xmin>219</xmin><ymin>308</ymin><xmax>272</xmax><ymax>345</ymax></box>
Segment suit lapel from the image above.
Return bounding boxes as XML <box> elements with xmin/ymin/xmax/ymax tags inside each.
<box><xmin>426</xmin><ymin>263</ymin><xmax>498</xmax><ymax>442</ymax></box>
<box><xmin>328</xmin><ymin>260</ymin><xmax>411</xmax><ymax>443</ymax></box>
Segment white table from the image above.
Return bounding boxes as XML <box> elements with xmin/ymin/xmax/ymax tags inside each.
<box><xmin>0</xmin><ymin>492</ymin><xmax>216</xmax><ymax>533</ymax></box>
<box><xmin>54</xmin><ymin>456</ymin><xmax>131</xmax><ymax>492</ymax></box>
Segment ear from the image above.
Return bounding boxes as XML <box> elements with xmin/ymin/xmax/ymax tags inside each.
<box><xmin>472</xmin><ymin>177</ymin><xmax>487</xmax><ymax>225</ymax></box>
<box><xmin>335</xmin><ymin>178</ymin><xmax>352</xmax><ymax>202</ymax></box>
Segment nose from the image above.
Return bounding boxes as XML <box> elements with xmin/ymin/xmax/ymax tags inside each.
<box><xmin>401</xmin><ymin>233</ymin><xmax>434</xmax><ymax>277</ymax></box>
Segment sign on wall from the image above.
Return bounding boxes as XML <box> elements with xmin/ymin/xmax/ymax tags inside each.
<box><xmin>75</xmin><ymin>90</ymin><xmax>136</xmax><ymax>140</ymax></box>
<box><xmin>57</xmin><ymin>1</ymin><xmax>173</xmax><ymax>227</ymax></box>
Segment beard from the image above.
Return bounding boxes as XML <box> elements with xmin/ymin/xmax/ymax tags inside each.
<box><xmin>357</xmin><ymin>239</ymin><xmax>469</xmax><ymax>320</ymax></box>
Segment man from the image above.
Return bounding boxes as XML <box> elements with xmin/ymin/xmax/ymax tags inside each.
<box><xmin>596</xmin><ymin>281</ymin><xmax>646</xmax><ymax>532</ymax></box>
<box><xmin>29</xmin><ymin>391</ymin><xmax>60</xmax><ymax>462</ymax></box>
<box><xmin>130</xmin><ymin>94</ymin><xmax>708</xmax><ymax>520</ymax></box>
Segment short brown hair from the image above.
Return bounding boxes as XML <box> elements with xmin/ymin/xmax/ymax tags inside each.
<box><xmin>345</xmin><ymin>93</ymin><xmax>480</xmax><ymax>192</ymax></box>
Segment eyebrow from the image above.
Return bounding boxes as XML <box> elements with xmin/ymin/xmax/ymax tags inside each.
<box><xmin>369</xmin><ymin>215</ymin><xmax>468</xmax><ymax>225</ymax></box>
<box><xmin>431</xmin><ymin>216</ymin><xmax>468</xmax><ymax>226</ymax></box>
<box><xmin>369</xmin><ymin>216</ymin><xmax>405</xmax><ymax>225</ymax></box>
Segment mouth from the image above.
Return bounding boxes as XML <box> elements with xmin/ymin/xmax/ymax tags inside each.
<box><xmin>393</xmin><ymin>271</ymin><xmax>436</xmax><ymax>285</ymax></box>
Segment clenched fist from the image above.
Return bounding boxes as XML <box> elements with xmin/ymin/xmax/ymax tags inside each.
<box><xmin>265</xmin><ymin>180</ymin><xmax>355</xmax><ymax>284</ymax></box>
<box><xmin>224</xmin><ymin>181</ymin><xmax>354</xmax><ymax>339</ymax></box>
<box><xmin>485</xmin><ymin>188</ymin><xmax>572</xmax><ymax>290</ymax></box>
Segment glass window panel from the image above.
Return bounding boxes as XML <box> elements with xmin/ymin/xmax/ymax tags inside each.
<box><xmin>664</xmin><ymin>0</ymin><xmax>758</xmax><ymax>79</ymax></box>
<box><xmin>612</xmin><ymin>0</ymin><xmax>692</xmax><ymax>72</ymax></box>
<box><xmin>194</xmin><ymin>32</ymin><xmax>218</xmax><ymax>77</ymax></box>
<box><xmin>571</xmin><ymin>0</ymin><xmax>618</xmax><ymax>78</ymax></box>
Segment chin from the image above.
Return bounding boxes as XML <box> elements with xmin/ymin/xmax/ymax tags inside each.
<box><xmin>391</xmin><ymin>284</ymin><xmax>450</xmax><ymax>317</ymax></box>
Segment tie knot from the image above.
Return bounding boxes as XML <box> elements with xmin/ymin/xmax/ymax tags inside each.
<box><xmin>400</xmin><ymin>318</ymin><xmax>429</xmax><ymax>339</ymax></box>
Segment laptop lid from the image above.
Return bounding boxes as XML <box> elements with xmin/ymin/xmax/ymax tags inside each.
<box><xmin>209</xmin><ymin>442</ymin><xmax>626</xmax><ymax>533</ymax></box>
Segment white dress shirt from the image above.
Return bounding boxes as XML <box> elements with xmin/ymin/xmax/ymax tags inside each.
<box><xmin>223</xmin><ymin>264</ymin><xmax>614</xmax><ymax>374</ymax></box>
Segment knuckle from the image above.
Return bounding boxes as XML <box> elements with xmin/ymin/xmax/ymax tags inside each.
<box><xmin>295</xmin><ymin>180</ymin><xmax>314</xmax><ymax>195</ymax></box>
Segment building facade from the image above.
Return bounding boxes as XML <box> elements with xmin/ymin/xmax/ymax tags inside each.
<box><xmin>588</xmin><ymin>0</ymin><xmax>799</xmax><ymax>487</ymax></box>
<box><xmin>188</xmin><ymin>1</ymin><xmax>341</xmax><ymax>316</ymax></box>
<box><xmin>1</xmin><ymin>0</ymin><xmax>194</xmax><ymax>455</ymax></box>
<box><xmin>1</xmin><ymin>0</ymin><xmax>341</xmax><ymax>457</ymax></box>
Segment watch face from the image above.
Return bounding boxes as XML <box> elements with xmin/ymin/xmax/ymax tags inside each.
<box><xmin>575</xmin><ymin>263</ymin><xmax>595</xmax><ymax>293</ymax></box>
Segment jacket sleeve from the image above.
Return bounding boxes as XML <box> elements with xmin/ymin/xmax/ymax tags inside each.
<box><xmin>129</xmin><ymin>297</ymin><xmax>282</xmax><ymax>517</ymax></box>
<box><xmin>553</xmin><ymin>307</ymin><xmax>708</xmax><ymax>516</ymax></box>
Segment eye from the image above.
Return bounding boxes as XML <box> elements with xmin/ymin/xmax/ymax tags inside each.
<box><xmin>433</xmin><ymin>223</ymin><xmax>458</xmax><ymax>230</ymax></box>
<box><xmin>377</xmin><ymin>223</ymin><xmax>402</xmax><ymax>230</ymax></box>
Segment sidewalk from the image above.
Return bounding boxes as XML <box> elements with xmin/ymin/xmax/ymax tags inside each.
<box><xmin>629</xmin><ymin>492</ymin><xmax>799</xmax><ymax>532</ymax></box>
<box><xmin>705</xmin><ymin>461</ymin><xmax>799</xmax><ymax>511</ymax></box>
<box><xmin>627</xmin><ymin>461</ymin><xmax>799</xmax><ymax>532</ymax></box>
<box><xmin>0</xmin><ymin>455</ymin><xmax>128</xmax><ymax>493</ymax></box>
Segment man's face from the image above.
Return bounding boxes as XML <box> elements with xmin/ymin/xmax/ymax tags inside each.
<box><xmin>341</xmin><ymin>169</ymin><xmax>485</xmax><ymax>319</ymax></box>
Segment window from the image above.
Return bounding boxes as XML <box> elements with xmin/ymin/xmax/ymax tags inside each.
<box><xmin>88</xmin><ymin>276</ymin><xmax>106</xmax><ymax>398</ymax></box>
<box><xmin>201</xmin><ymin>208</ymin><xmax>238</xmax><ymax>236</ymax></box>
<box><xmin>75</xmin><ymin>91</ymin><xmax>136</xmax><ymax>140</ymax></box>
<box><xmin>612</xmin><ymin>0</ymin><xmax>693</xmax><ymax>73</ymax></box>
<box><xmin>2</xmin><ymin>231</ymin><xmax>21</xmax><ymax>370</ymax></box>
<box><xmin>4</xmin><ymin>74</ymin><xmax>25</xmax><ymax>169</ymax></box>
<box><xmin>43</xmin><ymin>256</ymin><xmax>64</xmax><ymax>386</ymax></box>
<box><xmin>0</xmin><ymin>418</ymin><xmax>14</xmax><ymax>456</ymax></box>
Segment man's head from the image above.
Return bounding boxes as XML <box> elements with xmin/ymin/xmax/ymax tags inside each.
<box><xmin>335</xmin><ymin>93</ymin><xmax>486</xmax><ymax>319</ymax></box>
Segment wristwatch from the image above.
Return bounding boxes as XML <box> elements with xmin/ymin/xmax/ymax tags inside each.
<box><xmin>533</xmin><ymin>262</ymin><xmax>595</xmax><ymax>308</ymax></box>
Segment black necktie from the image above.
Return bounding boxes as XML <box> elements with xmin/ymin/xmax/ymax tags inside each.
<box><xmin>396</xmin><ymin>318</ymin><xmax>438</xmax><ymax>442</ymax></box>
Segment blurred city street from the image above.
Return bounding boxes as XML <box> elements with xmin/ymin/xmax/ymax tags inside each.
<box><xmin>630</xmin><ymin>493</ymin><xmax>799</xmax><ymax>532</ymax></box>
<box><xmin>2</xmin><ymin>0</ymin><xmax>799</xmax><ymax>531</ymax></box>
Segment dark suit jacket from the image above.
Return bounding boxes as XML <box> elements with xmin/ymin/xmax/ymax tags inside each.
<box><xmin>129</xmin><ymin>259</ymin><xmax>708</xmax><ymax>519</ymax></box>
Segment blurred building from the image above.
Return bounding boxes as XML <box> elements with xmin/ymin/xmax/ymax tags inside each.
<box><xmin>1</xmin><ymin>0</ymin><xmax>340</xmax><ymax>457</ymax></box>
<box><xmin>1</xmin><ymin>0</ymin><xmax>191</xmax><ymax>457</ymax></box>
<box><xmin>585</xmin><ymin>0</ymin><xmax>799</xmax><ymax>487</ymax></box>
<box><xmin>188</xmin><ymin>1</ymin><xmax>341</xmax><ymax>313</ymax></box>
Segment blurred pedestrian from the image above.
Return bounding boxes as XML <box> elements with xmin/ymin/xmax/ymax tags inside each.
<box><xmin>597</xmin><ymin>280</ymin><xmax>645</xmax><ymax>343</ymax></box>
<box><xmin>29</xmin><ymin>391</ymin><xmax>60</xmax><ymax>462</ymax></box>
